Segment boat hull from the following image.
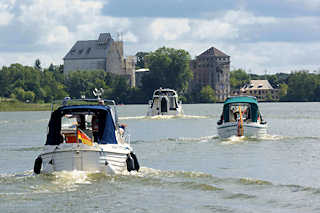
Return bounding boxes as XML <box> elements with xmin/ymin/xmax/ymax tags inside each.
<box><xmin>147</xmin><ymin>106</ymin><xmax>183</xmax><ymax>116</ymax></box>
<box><xmin>217</xmin><ymin>122</ymin><xmax>267</xmax><ymax>138</ymax></box>
<box><xmin>39</xmin><ymin>143</ymin><xmax>130</xmax><ymax>175</ymax></box>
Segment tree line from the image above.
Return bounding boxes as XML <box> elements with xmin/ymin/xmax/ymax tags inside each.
<box><xmin>230</xmin><ymin>69</ymin><xmax>320</xmax><ymax>102</ymax></box>
<box><xmin>0</xmin><ymin>47</ymin><xmax>319</xmax><ymax>104</ymax></box>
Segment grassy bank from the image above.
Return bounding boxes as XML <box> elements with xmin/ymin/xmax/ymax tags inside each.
<box><xmin>0</xmin><ymin>99</ymin><xmax>51</xmax><ymax>111</ymax></box>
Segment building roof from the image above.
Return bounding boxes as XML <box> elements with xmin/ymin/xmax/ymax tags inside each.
<box><xmin>63</xmin><ymin>33</ymin><xmax>114</xmax><ymax>60</ymax></box>
<box><xmin>242</xmin><ymin>80</ymin><xmax>274</xmax><ymax>90</ymax></box>
<box><xmin>199</xmin><ymin>47</ymin><xmax>229</xmax><ymax>57</ymax></box>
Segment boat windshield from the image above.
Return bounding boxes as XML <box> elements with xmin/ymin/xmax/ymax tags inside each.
<box><xmin>46</xmin><ymin>105</ymin><xmax>118</xmax><ymax>146</ymax></box>
<box><xmin>229</xmin><ymin>103</ymin><xmax>251</xmax><ymax>122</ymax></box>
<box><xmin>169</xmin><ymin>97</ymin><xmax>177</xmax><ymax>109</ymax></box>
<box><xmin>154</xmin><ymin>90</ymin><xmax>176</xmax><ymax>96</ymax></box>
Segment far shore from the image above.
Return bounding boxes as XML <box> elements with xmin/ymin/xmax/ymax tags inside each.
<box><xmin>0</xmin><ymin>101</ymin><xmax>51</xmax><ymax>112</ymax></box>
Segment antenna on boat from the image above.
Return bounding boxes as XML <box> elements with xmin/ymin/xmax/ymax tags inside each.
<box><xmin>93</xmin><ymin>88</ymin><xmax>104</xmax><ymax>100</ymax></box>
<box><xmin>62</xmin><ymin>97</ymin><xmax>71</xmax><ymax>106</ymax></box>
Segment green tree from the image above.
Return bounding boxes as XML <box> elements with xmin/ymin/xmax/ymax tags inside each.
<box><xmin>279</xmin><ymin>83</ymin><xmax>288</xmax><ymax>100</ymax></box>
<box><xmin>285</xmin><ymin>71</ymin><xmax>317</xmax><ymax>101</ymax></box>
<box><xmin>230</xmin><ymin>69</ymin><xmax>249</xmax><ymax>90</ymax></box>
<box><xmin>199</xmin><ymin>85</ymin><xmax>216</xmax><ymax>103</ymax></box>
<box><xmin>142</xmin><ymin>47</ymin><xmax>193</xmax><ymax>96</ymax></box>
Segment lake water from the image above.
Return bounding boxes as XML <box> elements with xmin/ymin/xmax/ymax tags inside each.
<box><xmin>1</xmin><ymin>103</ymin><xmax>320</xmax><ymax>212</ymax></box>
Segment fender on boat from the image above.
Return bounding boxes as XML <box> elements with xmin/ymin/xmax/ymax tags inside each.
<box><xmin>131</xmin><ymin>152</ymin><xmax>140</xmax><ymax>172</ymax></box>
<box><xmin>126</xmin><ymin>152</ymin><xmax>140</xmax><ymax>172</ymax></box>
<box><xmin>126</xmin><ymin>154</ymin><xmax>135</xmax><ymax>172</ymax></box>
<box><xmin>33</xmin><ymin>156</ymin><xmax>42</xmax><ymax>174</ymax></box>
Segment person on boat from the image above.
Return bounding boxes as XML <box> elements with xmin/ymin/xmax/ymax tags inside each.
<box><xmin>91</xmin><ymin>115</ymin><xmax>99</xmax><ymax>142</ymax></box>
<box><xmin>76</xmin><ymin>115</ymin><xmax>86</xmax><ymax>130</ymax></box>
<box><xmin>242</xmin><ymin>107</ymin><xmax>250</xmax><ymax>121</ymax></box>
<box><xmin>233</xmin><ymin>111</ymin><xmax>239</xmax><ymax>121</ymax></box>
<box><xmin>98</xmin><ymin>99</ymin><xmax>104</xmax><ymax>105</ymax></box>
<box><xmin>119</xmin><ymin>124</ymin><xmax>127</xmax><ymax>137</ymax></box>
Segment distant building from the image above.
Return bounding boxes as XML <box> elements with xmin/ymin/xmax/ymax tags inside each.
<box><xmin>190</xmin><ymin>47</ymin><xmax>230</xmax><ymax>102</ymax></box>
<box><xmin>63</xmin><ymin>33</ymin><xmax>135</xmax><ymax>86</ymax></box>
<box><xmin>240</xmin><ymin>80</ymin><xmax>279</xmax><ymax>101</ymax></box>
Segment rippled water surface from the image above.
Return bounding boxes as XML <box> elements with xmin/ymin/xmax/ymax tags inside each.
<box><xmin>1</xmin><ymin>103</ymin><xmax>320</xmax><ymax>212</ymax></box>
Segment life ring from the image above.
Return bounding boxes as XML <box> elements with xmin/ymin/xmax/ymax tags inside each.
<box><xmin>33</xmin><ymin>156</ymin><xmax>42</xmax><ymax>174</ymax></box>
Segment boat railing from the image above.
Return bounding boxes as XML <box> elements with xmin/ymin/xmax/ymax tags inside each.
<box><xmin>124</xmin><ymin>133</ymin><xmax>131</xmax><ymax>145</ymax></box>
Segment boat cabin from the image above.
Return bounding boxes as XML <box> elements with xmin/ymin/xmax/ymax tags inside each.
<box><xmin>221</xmin><ymin>96</ymin><xmax>260</xmax><ymax>123</ymax></box>
<box><xmin>45</xmin><ymin>104</ymin><xmax>118</xmax><ymax>146</ymax></box>
<box><xmin>150</xmin><ymin>88</ymin><xmax>180</xmax><ymax>111</ymax></box>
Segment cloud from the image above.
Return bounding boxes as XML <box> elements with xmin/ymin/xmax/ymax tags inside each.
<box><xmin>190</xmin><ymin>19</ymin><xmax>237</xmax><ymax>40</ymax></box>
<box><xmin>123</xmin><ymin>31</ymin><xmax>138</xmax><ymax>43</ymax></box>
<box><xmin>0</xmin><ymin>11</ymin><xmax>14</xmax><ymax>26</ymax></box>
<box><xmin>0</xmin><ymin>0</ymin><xmax>15</xmax><ymax>26</ymax></box>
<box><xmin>227</xmin><ymin>41</ymin><xmax>320</xmax><ymax>73</ymax></box>
<box><xmin>149</xmin><ymin>18</ymin><xmax>190</xmax><ymax>41</ymax></box>
<box><xmin>286</xmin><ymin>0</ymin><xmax>320</xmax><ymax>10</ymax></box>
<box><xmin>0</xmin><ymin>0</ymin><xmax>319</xmax><ymax>74</ymax></box>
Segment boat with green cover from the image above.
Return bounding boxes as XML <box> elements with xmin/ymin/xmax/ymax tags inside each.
<box><xmin>217</xmin><ymin>96</ymin><xmax>267</xmax><ymax>138</ymax></box>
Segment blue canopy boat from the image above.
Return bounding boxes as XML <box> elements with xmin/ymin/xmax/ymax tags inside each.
<box><xmin>217</xmin><ymin>96</ymin><xmax>267</xmax><ymax>138</ymax></box>
<box><xmin>34</xmin><ymin>98</ymin><xmax>139</xmax><ymax>175</ymax></box>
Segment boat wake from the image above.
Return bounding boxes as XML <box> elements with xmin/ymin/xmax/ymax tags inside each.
<box><xmin>119</xmin><ymin>114</ymin><xmax>208</xmax><ymax>120</ymax></box>
<box><xmin>119</xmin><ymin>116</ymin><xmax>147</xmax><ymax>120</ymax></box>
<box><xmin>220</xmin><ymin>134</ymin><xmax>292</xmax><ymax>144</ymax></box>
<box><xmin>1</xmin><ymin>168</ymin><xmax>320</xmax><ymax>199</ymax></box>
<box><xmin>166</xmin><ymin>135</ymin><xmax>219</xmax><ymax>142</ymax></box>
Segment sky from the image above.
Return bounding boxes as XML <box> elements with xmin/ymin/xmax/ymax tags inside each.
<box><xmin>0</xmin><ymin>0</ymin><xmax>319</xmax><ymax>74</ymax></box>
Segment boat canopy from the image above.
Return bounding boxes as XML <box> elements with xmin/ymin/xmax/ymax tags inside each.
<box><xmin>222</xmin><ymin>96</ymin><xmax>259</xmax><ymax>122</ymax></box>
<box><xmin>45</xmin><ymin>105</ymin><xmax>117</xmax><ymax>145</ymax></box>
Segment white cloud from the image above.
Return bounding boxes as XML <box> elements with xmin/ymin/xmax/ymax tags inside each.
<box><xmin>0</xmin><ymin>11</ymin><xmax>14</xmax><ymax>26</ymax></box>
<box><xmin>286</xmin><ymin>0</ymin><xmax>320</xmax><ymax>10</ymax></box>
<box><xmin>227</xmin><ymin>42</ymin><xmax>320</xmax><ymax>73</ymax></box>
<box><xmin>149</xmin><ymin>18</ymin><xmax>190</xmax><ymax>41</ymax></box>
<box><xmin>46</xmin><ymin>25</ymin><xmax>72</xmax><ymax>44</ymax></box>
<box><xmin>123</xmin><ymin>31</ymin><xmax>138</xmax><ymax>43</ymax></box>
<box><xmin>0</xmin><ymin>0</ymin><xmax>319</xmax><ymax>75</ymax></box>
<box><xmin>191</xmin><ymin>19</ymin><xmax>237</xmax><ymax>40</ymax></box>
<box><xmin>0</xmin><ymin>0</ymin><xmax>15</xmax><ymax>26</ymax></box>
<box><xmin>222</xmin><ymin>10</ymin><xmax>277</xmax><ymax>25</ymax></box>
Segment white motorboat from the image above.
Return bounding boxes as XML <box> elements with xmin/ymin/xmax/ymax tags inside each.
<box><xmin>217</xmin><ymin>96</ymin><xmax>267</xmax><ymax>138</ymax></box>
<box><xmin>33</xmin><ymin>97</ymin><xmax>139</xmax><ymax>175</ymax></box>
<box><xmin>147</xmin><ymin>88</ymin><xmax>183</xmax><ymax>116</ymax></box>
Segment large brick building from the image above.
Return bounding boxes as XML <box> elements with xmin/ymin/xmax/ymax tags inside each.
<box><xmin>63</xmin><ymin>33</ymin><xmax>135</xmax><ymax>86</ymax></box>
<box><xmin>190</xmin><ymin>47</ymin><xmax>230</xmax><ymax>102</ymax></box>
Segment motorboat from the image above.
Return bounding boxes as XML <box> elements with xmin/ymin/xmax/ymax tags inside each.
<box><xmin>33</xmin><ymin>97</ymin><xmax>139</xmax><ymax>175</ymax></box>
<box><xmin>147</xmin><ymin>88</ymin><xmax>183</xmax><ymax>116</ymax></box>
<box><xmin>217</xmin><ymin>96</ymin><xmax>267</xmax><ymax>138</ymax></box>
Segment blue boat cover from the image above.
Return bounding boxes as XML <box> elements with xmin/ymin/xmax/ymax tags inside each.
<box><xmin>45</xmin><ymin>105</ymin><xmax>118</xmax><ymax>145</ymax></box>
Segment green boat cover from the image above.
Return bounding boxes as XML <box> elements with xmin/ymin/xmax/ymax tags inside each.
<box><xmin>222</xmin><ymin>96</ymin><xmax>259</xmax><ymax>122</ymax></box>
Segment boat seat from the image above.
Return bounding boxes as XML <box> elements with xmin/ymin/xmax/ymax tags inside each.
<box><xmin>64</xmin><ymin>133</ymin><xmax>77</xmax><ymax>143</ymax></box>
